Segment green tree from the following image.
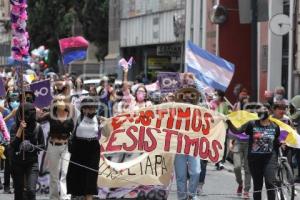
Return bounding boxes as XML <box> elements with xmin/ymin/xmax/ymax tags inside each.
<box><xmin>74</xmin><ymin>0</ymin><xmax>108</xmax><ymax>61</ymax></box>
<box><xmin>27</xmin><ymin>0</ymin><xmax>108</xmax><ymax>71</ymax></box>
<box><xmin>27</xmin><ymin>0</ymin><xmax>76</xmax><ymax>72</ymax></box>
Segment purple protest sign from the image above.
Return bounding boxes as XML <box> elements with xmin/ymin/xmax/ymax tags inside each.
<box><xmin>0</xmin><ymin>78</ymin><xmax>6</xmax><ymax>97</ymax></box>
<box><xmin>30</xmin><ymin>80</ymin><xmax>52</xmax><ymax>108</ymax></box>
<box><xmin>158</xmin><ymin>72</ymin><xmax>181</xmax><ymax>93</ymax></box>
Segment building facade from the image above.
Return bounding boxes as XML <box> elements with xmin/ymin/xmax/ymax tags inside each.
<box><xmin>0</xmin><ymin>0</ymin><xmax>11</xmax><ymax>66</ymax></box>
<box><xmin>106</xmin><ymin>0</ymin><xmax>298</xmax><ymax>100</ymax></box>
<box><xmin>105</xmin><ymin>0</ymin><xmax>185</xmax><ymax>81</ymax></box>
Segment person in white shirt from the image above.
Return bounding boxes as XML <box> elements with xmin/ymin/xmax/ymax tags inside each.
<box><xmin>66</xmin><ymin>97</ymin><xmax>100</xmax><ymax>200</ymax></box>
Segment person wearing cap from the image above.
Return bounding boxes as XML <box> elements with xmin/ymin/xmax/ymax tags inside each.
<box><xmin>228</xmin><ymin>103</ymin><xmax>281</xmax><ymax>200</ymax></box>
<box><xmin>289</xmin><ymin>95</ymin><xmax>300</xmax><ymax>183</ymax></box>
<box><xmin>67</xmin><ymin>96</ymin><xmax>100</xmax><ymax>200</ymax></box>
<box><xmin>37</xmin><ymin>94</ymin><xmax>74</xmax><ymax>200</ymax></box>
<box><xmin>174</xmin><ymin>85</ymin><xmax>201</xmax><ymax>200</ymax></box>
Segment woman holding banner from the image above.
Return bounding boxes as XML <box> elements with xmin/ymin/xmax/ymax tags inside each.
<box><xmin>174</xmin><ymin>85</ymin><xmax>201</xmax><ymax>200</ymax></box>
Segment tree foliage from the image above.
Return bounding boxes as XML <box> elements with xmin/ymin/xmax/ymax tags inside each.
<box><xmin>74</xmin><ymin>0</ymin><xmax>108</xmax><ymax>61</ymax></box>
<box><xmin>27</xmin><ymin>0</ymin><xmax>108</xmax><ymax>72</ymax></box>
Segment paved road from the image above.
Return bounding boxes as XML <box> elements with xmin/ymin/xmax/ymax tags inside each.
<box><xmin>1</xmin><ymin>163</ymin><xmax>300</xmax><ymax>200</ymax></box>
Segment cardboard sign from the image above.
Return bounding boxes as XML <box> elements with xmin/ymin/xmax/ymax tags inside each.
<box><xmin>157</xmin><ymin>72</ymin><xmax>181</xmax><ymax>93</ymax></box>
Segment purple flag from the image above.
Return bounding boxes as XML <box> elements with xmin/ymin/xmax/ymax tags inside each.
<box><xmin>0</xmin><ymin>78</ymin><xmax>6</xmax><ymax>97</ymax></box>
<box><xmin>158</xmin><ymin>72</ymin><xmax>181</xmax><ymax>93</ymax></box>
<box><xmin>30</xmin><ymin>80</ymin><xmax>52</xmax><ymax>108</ymax></box>
<box><xmin>227</xmin><ymin>130</ymin><xmax>249</xmax><ymax>141</ymax></box>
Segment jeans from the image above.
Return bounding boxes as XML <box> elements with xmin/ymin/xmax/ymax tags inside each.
<box><xmin>199</xmin><ymin>160</ymin><xmax>208</xmax><ymax>184</ymax></box>
<box><xmin>47</xmin><ymin>142</ymin><xmax>70</xmax><ymax>200</ymax></box>
<box><xmin>248</xmin><ymin>153</ymin><xmax>278</xmax><ymax>200</ymax></box>
<box><xmin>11</xmin><ymin>162</ymin><xmax>39</xmax><ymax>200</ymax></box>
<box><xmin>175</xmin><ymin>154</ymin><xmax>201</xmax><ymax>200</ymax></box>
<box><xmin>233</xmin><ymin>142</ymin><xmax>251</xmax><ymax>192</ymax></box>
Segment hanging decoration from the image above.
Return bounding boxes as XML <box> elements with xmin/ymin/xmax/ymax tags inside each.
<box><xmin>10</xmin><ymin>0</ymin><xmax>30</xmax><ymax>63</ymax></box>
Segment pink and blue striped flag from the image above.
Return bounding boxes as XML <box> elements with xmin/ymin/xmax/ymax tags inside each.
<box><xmin>59</xmin><ymin>36</ymin><xmax>89</xmax><ymax>65</ymax></box>
<box><xmin>185</xmin><ymin>41</ymin><xmax>235</xmax><ymax>92</ymax></box>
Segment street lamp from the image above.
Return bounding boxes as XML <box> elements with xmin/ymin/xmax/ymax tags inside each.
<box><xmin>210</xmin><ymin>4</ymin><xmax>228</xmax><ymax>24</ymax></box>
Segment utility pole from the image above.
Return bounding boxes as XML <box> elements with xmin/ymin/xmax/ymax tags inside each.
<box><xmin>251</xmin><ymin>0</ymin><xmax>258</xmax><ymax>101</ymax></box>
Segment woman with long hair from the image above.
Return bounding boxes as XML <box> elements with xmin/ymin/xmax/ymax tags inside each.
<box><xmin>38</xmin><ymin>94</ymin><xmax>74</xmax><ymax>200</ymax></box>
<box><xmin>133</xmin><ymin>85</ymin><xmax>152</xmax><ymax>110</ymax></box>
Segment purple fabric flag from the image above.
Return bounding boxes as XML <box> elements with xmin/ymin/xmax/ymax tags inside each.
<box><xmin>279</xmin><ymin>130</ymin><xmax>289</xmax><ymax>142</ymax></box>
<box><xmin>227</xmin><ymin>130</ymin><xmax>249</xmax><ymax>141</ymax></box>
<box><xmin>30</xmin><ymin>80</ymin><xmax>52</xmax><ymax>109</ymax></box>
<box><xmin>0</xmin><ymin>78</ymin><xmax>6</xmax><ymax>97</ymax></box>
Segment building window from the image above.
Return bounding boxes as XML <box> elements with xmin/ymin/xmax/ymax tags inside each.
<box><xmin>153</xmin><ymin>17</ymin><xmax>159</xmax><ymax>25</ymax></box>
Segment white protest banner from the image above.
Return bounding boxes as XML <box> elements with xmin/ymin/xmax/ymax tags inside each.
<box><xmin>101</xmin><ymin>102</ymin><xmax>227</xmax><ymax>163</ymax></box>
<box><xmin>98</xmin><ymin>153</ymin><xmax>174</xmax><ymax>188</ymax></box>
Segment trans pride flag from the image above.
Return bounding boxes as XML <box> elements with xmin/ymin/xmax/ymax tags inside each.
<box><xmin>59</xmin><ymin>36</ymin><xmax>89</xmax><ymax>65</ymax></box>
<box><xmin>185</xmin><ymin>41</ymin><xmax>235</xmax><ymax>92</ymax></box>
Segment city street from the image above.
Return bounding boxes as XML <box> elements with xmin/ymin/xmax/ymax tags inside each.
<box><xmin>1</xmin><ymin>163</ymin><xmax>300</xmax><ymax>200</ymax></box>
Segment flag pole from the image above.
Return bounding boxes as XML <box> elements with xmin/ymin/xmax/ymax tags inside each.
<box><xmin>18</xmin><ymin>62</ymin><xmax>26</xmax><ymax>160</ymax></box>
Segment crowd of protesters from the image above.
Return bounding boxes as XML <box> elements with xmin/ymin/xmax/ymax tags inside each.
<box><xmin>0</xmin><ymin>66</ymin><xmax>299</xmax><ymax>200</ymax></box>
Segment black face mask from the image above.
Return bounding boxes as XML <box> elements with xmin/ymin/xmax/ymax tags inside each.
<box><xmin>26</xmin><ymin>96</ymin><xmax>34</xmax><ymax>103</ymax></box>
<box><xmin>87</xmin><ymin>113</ymin><xmax>96</xmax><ymax>119</ymax></box>
<box><xmin>258</xmin><ymin>111</ymin><xmax>269</xmax><ymax>120</ymax></box>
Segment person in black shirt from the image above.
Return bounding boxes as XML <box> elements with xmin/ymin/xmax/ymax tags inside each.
<box><xmin>10</xmin><ymin>103</ymin><xmax>45</xmax><ymax>200</ymax></box>
<box><xmin>228</xmin><ymin>103</ymin><xmax>281</xmax><ymax>200</ymax></box>
<box><xmin>37</xmin><ymin>94</ymin><xmax>74</xmax><ymax>200</ymax></box>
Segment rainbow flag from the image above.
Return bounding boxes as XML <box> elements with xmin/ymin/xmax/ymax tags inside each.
<box><xmin>59</xmin><ymin>36</ymin><xmax>89</xmax><ymax>65</ymax></box>
<box><xmin>227</xmin><ymin>111</ymin><xmax>300</xmax><ymax>149</ymax></box>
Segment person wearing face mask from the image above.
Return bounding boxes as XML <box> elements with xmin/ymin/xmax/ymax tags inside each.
<box><xmin>133</xmin><ymin>85</ymin><xmax>152</xmax><ymax>110</ymax></box>
<box><xmin>3</xmin><ymin>90</ymin><xmax>36</xmax><ymax>124</ymax></box>
<box><xmin>228</xmin><ymin>104</ymin><xmax>281</xmax><ymax>200</ymax></box>
<box><xmin>0</xmin><ymin>93</ymin><xmax>18</xmax><ymax>193</ymax></box>
<box><xmin>113</xmin><ymin>82</ymin><xmax>135</xmax><ymax>116</ymax></box>
<box><xmin>37</xmin><ymin>94</ymin><xmax>74</xmax><ymax>200</ymax></box>
<box><xmin>66</xmin><ymin>97</ymin><xmax>100</xmax><ymax>200</ymax></box>
<box><xmin>10</xmin><ymin>103</ymin><xmax>45</xmax><ymax>200</ymax></box>
<box><xmin>273</xmin><ymin>86</ymin><xmax>288</xmax><ymax>106</ymax></box>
